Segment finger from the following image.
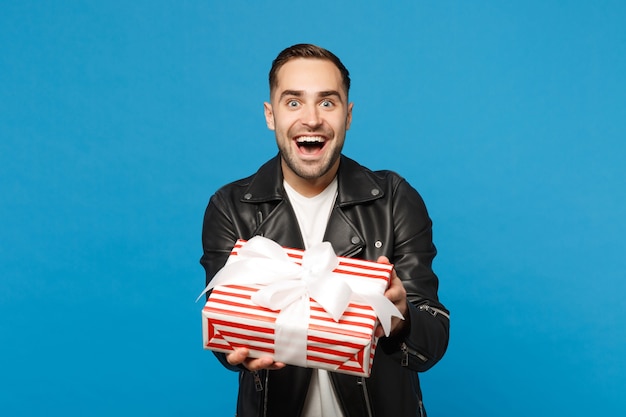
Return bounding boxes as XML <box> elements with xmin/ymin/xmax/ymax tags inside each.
<box><xmin>374</xmin><ymin>324</ymin><xmax>384</xmax><ymax>338</ymax></box>
<box><xmin>247</xmin><ymin>356</ymin><xmax>286</xmax><ymax>371</ymax></box>
<box><xmin>377</xmin><ymin>255</ymin><xmax>391</xmax><ymax>264</ymax></box>
<box><xmin>228</xmin><ymin>348</ymin><xmax>251</xmax><ymax>366</ymax></box>
<box><xmin>386</xmin><ymin>278</ymin><xmax>406</xmax><ymax>301</ymax></box>
<box><xmin>226</xmin><ymin>347</ymin><xmax>250</xmax><ymax>366</ymax></box>
<box><xmin>267</xmin><ymin>361</ymin><xmax>287</xmax><ymax>370</ymax></box>
<box><xmin>245</xmin><ymin>356</ymin><xmax>273</xmax><ymax>371</ymax></box>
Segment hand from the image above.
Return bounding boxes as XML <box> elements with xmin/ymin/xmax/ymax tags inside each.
<box><xmin>375</xmin><ymin>256</ymin><xmax>408</xmax><ymax>338</ymax></box>
<box><xmin>226</xmin><ymin>347</ymin><xmax>286</xmax><ymax>371</ymax></box>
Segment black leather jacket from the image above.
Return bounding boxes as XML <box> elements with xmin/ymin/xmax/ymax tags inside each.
<box><xmin>201</xmin><ymin>155</ymin><xmax>450</xmax><ymax>417</ymax></box>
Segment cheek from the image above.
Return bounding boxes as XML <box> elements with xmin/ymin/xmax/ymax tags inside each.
<box><xmin>332</xmin><ymin>116</ymin><xmax>350</xmax><ymax>132</ymax></box>
<box><xmin>279</xmin><ymin>117</ymin><xmax>299</xmax><ymax>135</ymax></box>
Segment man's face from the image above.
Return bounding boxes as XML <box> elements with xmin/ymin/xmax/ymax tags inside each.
<box><xmin>264</xmin><ymin>58</ymin><xmax>353</xmax><ymax>189</ymax></box>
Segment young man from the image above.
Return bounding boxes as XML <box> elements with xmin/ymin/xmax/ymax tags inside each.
<box><xmin>201</xmin><ymin>44</ymin><xmax>449</xmax><ymax>417</ymax></box>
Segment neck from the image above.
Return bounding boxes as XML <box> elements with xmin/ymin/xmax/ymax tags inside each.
<box><xmin>281</xmin><ymin>160</ymin><xmax>339</xmax><ymax>198</ymax></box>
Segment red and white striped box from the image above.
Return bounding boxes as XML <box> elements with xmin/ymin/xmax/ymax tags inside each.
<box><xmin>202</xmin><ymin>240</ymin><xmax>393</xmax><ymax>377</ymax></box>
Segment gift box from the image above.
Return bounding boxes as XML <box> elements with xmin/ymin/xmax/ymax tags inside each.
<box><xmin>201</xmin><ymin>236</ymin><xmax>401</xmax><ymax>377</ymax></box>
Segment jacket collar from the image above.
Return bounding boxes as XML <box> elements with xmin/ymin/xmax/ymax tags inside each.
<box><xmin>240</xmin><ymin>154</ymin><xmax>385</xmax><ymax>206</ymax></box>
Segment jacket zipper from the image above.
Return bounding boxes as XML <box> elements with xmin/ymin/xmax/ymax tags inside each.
<box><xmin>252</xmin><ymin>371</ymin><xmax>269</xmax><ymax>417</ymax></box>
<box><xmin>357</xmin><ymin>376</ymin><xmax>374</xmax><ymax>417</ymax></box>
<box><xmin>418</xmin><ymin>303</ymin><xmax>450</xmax><ymax>320</ymax></box>
<box><xmin>401</xmin><ymin>342</ymin><xmax>429</xmax><ymax>366</ymax></box>
<box><xmin>252</xmin><ymin>371</ymin><xmax>264</xmax><ymax>392</ymax></box>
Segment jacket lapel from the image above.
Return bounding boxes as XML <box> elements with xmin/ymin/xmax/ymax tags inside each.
<box><xmin>325</xmin><ymin>156</ymin><xmax>385</xmax><ymax>257</ymax></box>
<box><xmin>255</xmin><ymin>200</ymin><xmax>305</xmax><ymax>250</ymax></box>
<box><xmin>324</xmin><ymin>207</ymin><xmax>365</xmax><ymax>257</ymax></box>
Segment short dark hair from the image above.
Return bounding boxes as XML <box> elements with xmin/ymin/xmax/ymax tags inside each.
<box><xmin>269</xmin><ymin>44</ymin><xmax>351</xmax><ymax>97</ymax></box>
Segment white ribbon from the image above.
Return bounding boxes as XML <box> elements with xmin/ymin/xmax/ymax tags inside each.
<box><xmin>199</xmin><ymin>236</ymin><xmax>403</xmax><ymax>366</ymax></box>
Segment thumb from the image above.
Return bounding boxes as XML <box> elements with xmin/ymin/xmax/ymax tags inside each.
<box><xmin>377</xmin><ymin>255</ymin><xmax>391</xmax><ymax>265</ymax></box>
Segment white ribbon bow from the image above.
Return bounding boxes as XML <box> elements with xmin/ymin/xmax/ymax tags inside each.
<box><xmin>199</xmin><ymin>236</ymin><xmax>403</xmax><ymax>366</ymax></box>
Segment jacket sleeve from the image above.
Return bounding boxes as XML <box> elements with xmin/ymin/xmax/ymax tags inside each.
<box><xmin>378</xmin><ymin>178</ymin><xmax>450</xmax><ymax>372</ymax></box>
<box><xmin>199</xmin><ymin>192</ymin><xmax>243</xmax><ymax>372</ymax></box>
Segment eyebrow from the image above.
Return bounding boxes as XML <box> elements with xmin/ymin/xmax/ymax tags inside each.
<box><xmin>278</xmin><ymin>89</ymin><xmax>344</xmax><ymax>102</ymax></box>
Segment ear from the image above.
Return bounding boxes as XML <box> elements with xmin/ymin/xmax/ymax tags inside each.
<box><xmin>264</xmin><ymin>102</ymin><xmax>275</xmax><ymax>130</ymax></box>
<box><xmin>345</xmin><ymin>102</ymin><xmax>354</xmax><ymax>130</ymax></box>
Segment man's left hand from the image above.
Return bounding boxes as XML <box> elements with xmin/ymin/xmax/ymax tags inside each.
<box><xmin>375</xmin><ymin>256</ymin><xmax>409</xmax><ymax>338</ymax></box>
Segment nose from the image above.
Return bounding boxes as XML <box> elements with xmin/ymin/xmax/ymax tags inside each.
<box><xmin>301</xmin><ymin>104</ymin><xmax>322</xmax><ymax>129</ymax></box>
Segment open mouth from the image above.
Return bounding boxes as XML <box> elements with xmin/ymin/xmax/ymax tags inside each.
<box><xmin>295</xmin><ymin>136</ymin><xmax>326</xmax><ymax>155</ymax></box>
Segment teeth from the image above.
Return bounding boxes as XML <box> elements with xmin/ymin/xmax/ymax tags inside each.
<box><xmin>296</xmin><ymin>136</ymin><xmax>325</xmax><ymax>143</ymax></box>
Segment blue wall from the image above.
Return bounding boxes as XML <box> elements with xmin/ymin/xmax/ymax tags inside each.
<box><xmin>2</xmin><ymin>1</ymin><xmax>624</xmax><ymax>415</ymax></box>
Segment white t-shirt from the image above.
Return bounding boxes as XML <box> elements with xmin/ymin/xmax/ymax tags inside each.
<box><xmin>283</xmin><ymin>178</ymin><xmax>345</xmax><ymax>417</ymax></box>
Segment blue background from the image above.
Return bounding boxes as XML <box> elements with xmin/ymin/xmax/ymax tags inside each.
<box><xmin>2</xmin><ymin>1</ymin><xmax>625</xmax><ymax>416</ymax></box>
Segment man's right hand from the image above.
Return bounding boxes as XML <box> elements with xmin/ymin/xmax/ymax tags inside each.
<box><xmin>227</xmin><ymin>347</ymin><xmax>286</xmax><ymax>371</ymax></box>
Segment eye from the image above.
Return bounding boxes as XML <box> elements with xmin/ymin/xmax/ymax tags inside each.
<box><xmin>320</xmin><ymin>99</ymin><xmax>334</xmax><ymax>108</ymax></box>
<box><xmin>287</xmin><ymin>99</ymin><xmax>299</xmax><ymax>108</ymax></box>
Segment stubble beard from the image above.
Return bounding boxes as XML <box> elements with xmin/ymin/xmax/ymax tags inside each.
<box><xmin>278</xmin><ymin>137</ymin><xmax>344</xmax><ymax>181</ymax></box>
